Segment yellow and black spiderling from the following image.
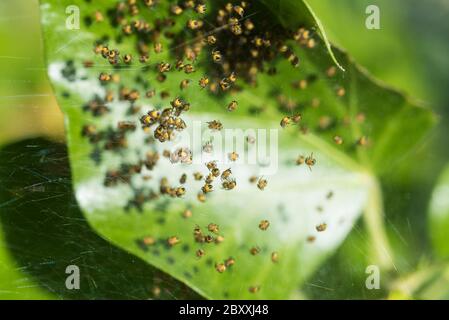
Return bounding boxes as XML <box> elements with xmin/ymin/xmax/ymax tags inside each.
<box><xmin>154</xmin><ymin>42</ymin><xmax>163</xmax><ymax>54</ymax></box>
<box><xmin>208</xmin><ymin>223</ymin><xmax>219</xmax><ymax>234</ymax></box>
<box><xmin>139</xmin><ymin>54</ymin><xmax>149</xmax><ymax>63</ymax></box>
<box><xmin>187</xmin><ymin>19</ymin><xmax>203</xmax><ymax>30</ymax></box>
<box><xmin>225</xmin><ymin>257</ymin><xmax>235</xmax><ymax>267</ymax></box>
<box><xmin>259</xmin><ymin>220</ymin><xmax>270</xmax><ymax>231</ymax></box>
<box><xmin>222</xmin><ymin>179</ymin><xmax>236</xmax><ymax>190</ymax></box>
<box><xmin>219</xmin><ymin>77</ymin><xmax>231</xmax><ymax>91</ymax></box>
<box><xmin>145</xmin><ymin>89</ymin><xmax>156</xmax><ymax>98</ymax></box>
<box><xmin>207</xmin><ymin>120</ymin><xmax>223</xmax><ymax>131</ymax></box>
<box><xmin>257</xmin><ymin>178</ymin><xmax>268</xmax><ymax>190</ymax></box>
<box><xmin>193</xmin><ymin>172</ymin><xmax>203</xmax><ymax>181</ymax></box>
<box><xmin>183</xmin><ymin>64</ymin><xmax>195</xmax><ymax>74</ymax></box>
<box><xmin>82</xmin><ymin>124</ymin><xmax>102</xmax><ymax>143</ymax></box>
<box><xmin>144</xmin><ymin>151</ymin><xmax>160</xmax><ymax>170</ymax></box>
<box><xmin>206</xmin><ymin>160</ymin><xmax>217</xmax><ymax>170</ymax></box>
<box><xmin>249</xmin><ymin>176</ymin><xmax>258</xmax><ymax>184</ymax></box>
<box><xmin>215</xmin><ymin>235</ymin><xmax>225</xmax><ymax>244</ymax></box>
<box><xmin>179</xmin><ymin>173</ymin><xmax>187</xmax><ymax>184</ymax></box>
<box><xmin>215</xmin><ymin>262</ymin><xmax>226</xmax><ymax>273</ymax></box>
<box><xmin>357</xmin><ymin>136</ymin><xmax>368</xmax><ymax>146</ymax></box>
<box><xmin>221</xmin><ymin>168</ymin><xmax>232</xmax><ymax>180</ymax></box>
<box><xmin>271</xmin><ymin>251</ymin><xmax>279</xmax><ymax>263</ymax></box>
<box><xmin>158</xmin><ymin>62</ymin><xmax>171</xmax><ymax>73</ymax></box>
<box><xmin>170</xmin><ymin>4</ymin><xmax>183</xmax><ymax>15</ymax></box>
<box><xmin>199</xmin><ymin>76</ymin><xmax>210</xmax><ymax>89</ymax></box>
<box><xmin>195</xmin><ymin>3</ymin><xmax>206</xmax><ymax>14</ymax></box>
<box><xmin>305</xmin><ymin>153</ymin><xmax>317</xmax><ymax>171</ymax></box>
<box><xmin>250</xmin><ymin>246</ymin><xmax>261</xmax><ymax>255</ymax></box>
<box><xmin>316</xmin><ymin>223</ymin><xmax>327</xmax><ymax>232</ymax></box>
<box><xmin>99</xmin><ymin>72</ymin><xmax>112</xmax><ymax>83</ymax></box>
<box><xmin>123</xmin><ymin>54</ymin><xmax>132</xmax><ymax>64</ymax></box>
<box><xmin>211</xmin><ymin>167</ymin><xmax>220</xmax><ymax>178</ymax></box>
<box><xmin>227</xmin><ymin>100</ymin><xmax>238</xmax><ymax>112</ymax></box>
<box><xmin>167</xmin><ymin>236</ymin><xmax>180</xmax><ymax>247</ymax></box>
<box><xmin>228</xmin><ymin>151</ymin><xmax>239</xmax><ymax>162</ymax></box>
<box><xmin>204</xmin><ymin>235</ymin><xmax>214</xmax><ymax>243</ymax></box>
<box><xmin>142</xmin><ymin>236</ymin><xmax>156</xmax><ymax>246</ymax></box>
<box><xmin>296</xmin><ymin>155</ymin><xmax>305</xmax><ymax>166</ymax></box>
<box><xmin>280</xmin><ymin>116</ymin><xmax>291</xmax><ymax>128</ymax></box>
<box><xmin>212</xmin><ymin>50</ymin><xmax>222</xmax><ymax>63</ymax></box>
<box><xmin>334</xmin><ymin>135</ymin><xmax>344</xmax><ymax>145</ymax></box>
<box><xmin>182</xmin><ymin>209</ymin><xmax>192</xmax><ymax>218</ymax></box>
<box><xmin>336</xmin><ymin>87</ymin><xmax>346</xmax><ymax>97</ymax></box>
<box><xmin>249</xmin><ymin>286</ymin><xmax>260</xmax><ymax>294</ymax></box>
<box><xmin>203</xmin><ymin>173</ymin><xmax>214</xmax><ymax>184</ymax></box>
<box><xmin>201</xmin><ymin>183</ymin><xmax>213</xmax><ymax>194</ymax></box>
<box><xmin>205</xmin><ymin>35</ymin><xmax>216</xmax><ymax>45</ymax></box>
<box><xmin>180</xmin><ymin>79</ymin><xmax>191</xmax><ymax>90</ymax></box>
<box><xmin>197</xmin><ymin>192</ymin><xmax>206</xmax><ymax>203</ymax></box>
<box><xmin>196</xmin><ymin>249</ymin><xmax>205</xmax><ymax>258</ymax></box>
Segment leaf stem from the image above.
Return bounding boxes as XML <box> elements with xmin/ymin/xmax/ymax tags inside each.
<box><xmin>364</xmin><ymin>177</ymin><xmax>395</xmax><ymax>271</ymax></box>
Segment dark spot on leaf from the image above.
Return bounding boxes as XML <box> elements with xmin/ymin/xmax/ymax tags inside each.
<box><xmin>84</xmin><ymin>16</ymin><xmax>92</xmax><ymax>27</ymax></box>
<box><xmin>166</xmin><ymin>256</ymin><xmax>175</xmax><ymax>265</ymax></box>
<box><xmin>135</xmin><ymin>239</ymin><xmax>149</xmax><ymax>252</ymax></box>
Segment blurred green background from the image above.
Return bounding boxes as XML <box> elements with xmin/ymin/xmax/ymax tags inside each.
<box><xmin>0</xmin><ymin>0</ymin><xmax>448</xmax><ymax>299</ymax></box>
<box><xmin>306</xmin><ymin>0</ymin><xmax>449</xmax><ymax>299</ymax></box>
<box><xmin>0</xmin><ymin>1</ymin><xmax>64</xmax><ymax>145</ymax></box>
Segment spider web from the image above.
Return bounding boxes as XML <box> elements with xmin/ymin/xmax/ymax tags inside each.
<box><xmin>0</xmin><ymin>138</ymin><xmax>199</xmax><ymax>300</ymax></box>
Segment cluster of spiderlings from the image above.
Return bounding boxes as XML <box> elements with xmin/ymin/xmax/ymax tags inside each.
<box><xmin>167</xmin><ymin>0</ymin><xmax>307</xmax><ymax>90</ymax></box>
<box><xmin>221</xmin><ymin>168</ymin><xmax>236</xmax><ymax>190</ymax></box>
<box><xmin>159</xmin><ymin>177</ymin><xmax>186</xmax><ymax>198</ymax></box>
<box><xmin>140</xmin><ymin>97</ymin><xmax>189</xmax><ymax>142</ymax></box>
<box><xmin>193</xmin><ymin>224</ymin><xmax>225</xmax><ymax>245</ymax></box>
<box><xmin>215</xmin><ymin>256</ymin><xmax>235</xmax><ymax>273</ymax></box>
<box><xmin>295</xmin><ymin>152</ymin><xmax>317</xmax><ymax>171</ymax></box>
<box><xmin>72</xmin><ymin>0</ymin><xmax>359</xmax><ymax>296</ymax></box>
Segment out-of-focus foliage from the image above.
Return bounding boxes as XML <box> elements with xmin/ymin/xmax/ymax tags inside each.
<box><xmin>0</xmin><ymin>1</ymin><xmax>64</xmax><ymax>145</ymax></box>
<box><xmin>429</xmin><ymin>164</ymin><xmax>449</xmax><ymax>259</ymax></box>
<box><xmin>306</xmin><ymin>0</ymin><xmax>449</xmax><ymax>299</ymax></box>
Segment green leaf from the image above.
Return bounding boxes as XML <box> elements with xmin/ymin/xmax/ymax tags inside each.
<box><xmin>428</xmin><ymin>163</ymin><xmax>449</xmax><ymax>259</ymax></box>
<box><xmin>38</xmin><ymin>0</ymin><xmax>435</xmax><ymax>298</ymax></box>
